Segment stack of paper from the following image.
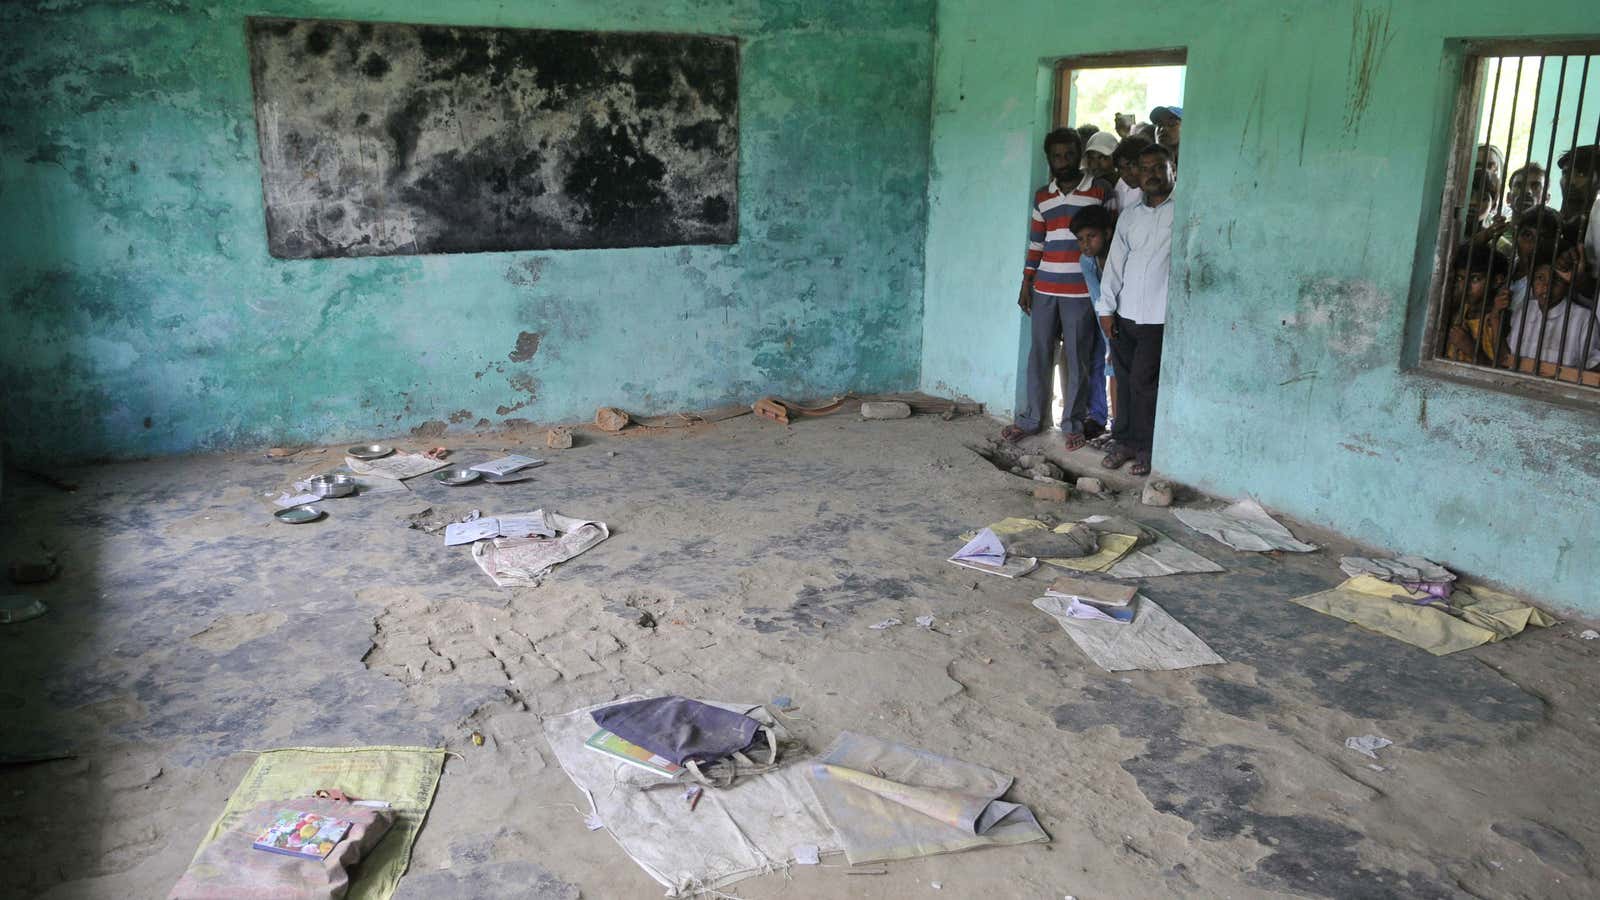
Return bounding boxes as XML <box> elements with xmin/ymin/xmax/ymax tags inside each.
<box><xmin>947</xmin><ymin>528</ymin><xmax>1038</xmax><ymax>578</ymax></box>
<box><xmin>470</xmin><ymin>455</ymin><xmax>546</xmax><ymax>477</ymax></box>
<box><xmin>443</xmin><ymin>511</ymin><xmax>556</xmax><ymax>546</ymax></box>
<box><xmin>1042</xmin><ymin>576</ymin><xmax>1136</xmax><ymax>623</ymax></box>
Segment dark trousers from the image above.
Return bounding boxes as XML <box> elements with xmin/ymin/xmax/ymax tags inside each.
<box><xmin>1109</xmin><ymin>316</ymin><xmax>1164</xmax><ymax>455</ymax></box>
<box><xmin>1015</xmin><ymin>292</ymin><xmax>1098</xmax><ymax>434</ymax></box>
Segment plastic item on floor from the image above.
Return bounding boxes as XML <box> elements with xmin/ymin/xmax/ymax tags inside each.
<box><xmin>1288</xmin><ymin>575</ymin><xmax>1555</xmax><ymax>655</ymax></box>
<box><xmin>590</xmin><ymin>696</ymin><xmax>761</xmax><ymax>768</ymax></box>
<box><xmin>544</xmin><ymin>698</ymin><xmax>836</xmax><ymax>898</ymax></box>
<box><xmin>1172</xmin><ymin>498</ymin><xmax>1318</xmax><ymax>553</ymax></box>
<box><xmin>183</xmin><ymin>746</ymin><xmax>445</xmax><ymax>900</ymax></box>
<box><xmin>807</xmin><ymin>731</ymin><xmax>1049</xmax><ymax>865</ymax></box>
<box><xmin>1033</xmin><ymin>595</ymin><xmax>1224</xmax><ymax>671</ymax></box>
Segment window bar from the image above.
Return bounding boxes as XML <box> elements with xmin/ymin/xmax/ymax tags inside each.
<box><xmin>1546</xmin><ymin>56</ymin><xmax>1583</xmax><ymax>380</ymax></box>
<box><xmin>1442</xmin><ymin>55</ymin><xmax>1505</xmax><ymax>358</ymax></box>
<box><xmin>1480</xmin><ymin>55</ymin><xmax>1540</xmax><ymax>364</ymax></box>
<box><xmin>1520</xmin><ymin>55</ymin><xmax>1567</xmax><ymax>379</ymax></box>
<box><xmin>1502</xmin><ymin>56</ymin><xmax>1544</xmax><ymax>375</ymax></box>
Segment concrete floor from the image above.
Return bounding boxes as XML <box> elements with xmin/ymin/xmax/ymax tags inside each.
<box><xmin>2</xmin><ymin>413</ymin><xmax>1597</xmax><ymax>899</ymax></box>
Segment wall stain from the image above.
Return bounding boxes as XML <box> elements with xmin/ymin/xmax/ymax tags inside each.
<box><xmin>410</xmin><ymin>419</ymin><xmax>448</xmax><ymax>437</ymax></box>
<box><xmin>508</xmin><ymin>330</ymin><xmax>543</xmax><ymax>362</ymax></box>
<box><xmin>1343</xmin><ymin>2</ymin><xmax>1394</xmax><ymax>135</ymax></box>
<box><xmin>447</xmin><ymin>408</ymin><xmax>473</xmax><ymax>423</ymax></box>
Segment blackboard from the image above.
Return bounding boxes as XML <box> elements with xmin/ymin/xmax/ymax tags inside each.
<box><xmin>246</xmin><ymin>18</ymin><xmax>739</xmax><ymax>258</ymax></box>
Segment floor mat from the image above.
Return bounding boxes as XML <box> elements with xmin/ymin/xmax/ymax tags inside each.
<box><xmin>1289</xmin><ymin>575</ymin><xmax>1556</xmax><ymax>655</ymax></box>
<box><xmin>806</xmin><ymin>731</ymin><xmax>1049</xmax><ymax>865</ymax></box>
<box><xmin>544</xmin><ymin>698</ymin><xmax>837</xmax><ymax>897</ymax></box>
<box><xmin>1033</xmin><ymin>594</ymin><xmax>1224</xmax><ymax>671</ymax></box>
<box><xmin>191</xmin><ymin>745</ymin><xmax>446</xmax><ymax>900</ymax></box>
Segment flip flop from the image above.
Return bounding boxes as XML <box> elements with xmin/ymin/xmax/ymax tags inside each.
<box><xmin>1130</xmin><ymin>455</ymin><xmax>1152</xmax><ymax>477</ymax></box>
<box><xmin>1000</xmin><ymin>425</ymin><xmax>1032</xmax><ymax>443</ymax></box>
<box><xmin>1101</xmin><ymin>444</ymin><xmax>1134</xmax><ymax>470</ymax></box>
<box><xmin>1062</xmin><ymin>432</ymin><xmax>1086</xmax><ymax>452</ymax></box>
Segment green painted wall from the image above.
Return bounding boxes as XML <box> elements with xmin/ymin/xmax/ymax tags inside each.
<box><xmin>921</xmin><ymin>1</ymin><xmax>1599</xmax><ymax>614</ymax></box>
<box><xmin>0</xmin><ymin>0</ymin><xmax>932</xmax><ymax>460</ymax></box>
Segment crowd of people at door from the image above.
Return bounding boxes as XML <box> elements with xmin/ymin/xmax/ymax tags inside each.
<box><xmin>1002</xmin><ymin>105</ymin><xmax>1600</xmax><ymax>472</ymax></box>
<box><xmin>999</xmin><ymin>106</ymin><xmax>1182</xmax><ymax>477</ymax></box>
<box><xmin>1446</xmin><ymin>143</ymin><xmax>1600</xmax><ymax>383</ymax></box>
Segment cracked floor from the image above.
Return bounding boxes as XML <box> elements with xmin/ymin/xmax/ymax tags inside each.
<box><xmin>2</xmin><ymin>413</ymin><xmax>1598</xmax><ymax>899</ymax></box>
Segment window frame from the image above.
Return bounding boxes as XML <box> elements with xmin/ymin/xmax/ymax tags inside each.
<box><xmin>1415</xmin><ymin>38</ymin><xmax>1600</xmax><ymax>409</ymax></box>
<box><xmin>1052</xmin><ymin>48</ymin><xmax>1188</xmax><ymax>129</ymax></box>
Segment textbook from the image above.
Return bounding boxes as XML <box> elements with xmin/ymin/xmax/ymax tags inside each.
<box><xmin>584</xmin><ymin>728</ymin><xmax>683</xmax><ymax>778</ymax></box>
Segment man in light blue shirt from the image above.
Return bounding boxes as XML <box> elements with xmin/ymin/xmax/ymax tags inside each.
<box><xmin>1097</xmin><ymin>144</ymin><xmax>1177</xmax><ymax>477</ymax></box>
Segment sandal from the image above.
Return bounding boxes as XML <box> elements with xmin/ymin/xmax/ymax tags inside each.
<box><xmin>1130</xmin><ymin>454</ymin><xmax>1151</xmax><ymax>477</ymax></box>
<box><xmin>1100</xmin><ymin>444</ymin><xmax>1134</xmax><ymax>470</ymax></box>
<box><xmin>1062</xmin><ymin>432</ymin><xmax>1086</xmax><ymax>452</ymax></box>
<box><xmin>999</xmin><ymin>424</ymin><xmax>1032</xmax><ymax>443</ymax></box>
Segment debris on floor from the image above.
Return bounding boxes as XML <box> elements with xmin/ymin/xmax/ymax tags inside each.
<box><xmin>869</xmin><ymin>618</ymin><xmax>903</xmax><ymax>630</ymax></box>
<box><xmin>1344</xmin><ymin>735</ymin><xmax>1393</xmax><ymax>759</ymax></box>
<box><xmin>1032</xmin><ymin>594</ymin><xmax>1224</xmax><ymax>671</ymax></box>
<box><xmin>595</xmin><ymin>406</ymin><xmax>632</xmax><ymax>432</ymax></box>
<box><xmin>346</xmin><ymin>451</ymin><xmax>451</xmax><ymax>481</ymax></box>
<box><xmin>181</xmin><ymin>746</ymin><xmax>445</xmax><ymax>900</ymax></box>
<box><xmin>1288</xmin><ymin>575</ymin><xmax>1556</xmax><ymax>655</ymax></box>
<box><xmin>544</xmin><ymin>698</ymin><xmax>835</xmax><ymax>896</ymax></box>
<box><xmin>969</xmin><ymin>517</ymin><xmax>1137</xmax><ymax>573</ymax></box>
<box><xmin>860</xmin><ymin>400</ymin><xmax>912</xmax><ymax>420</ymax></box>
<box><xmin>547</xmin><ymin>427</ymin><xmax>575</xmax><ymax>449</ymax></box>
<box><xmin>947</xmin><ymin>527</ymin><xmax>1038</xmax><ymax>578</ymax></box>
<box><xmin>171</xmin><ymin>797</ymin><xmax>395</xmax><ymax>899</ymax></box>
<box><xmin>7</xmin><ymin>555</ymin><xmax>58</xmax><ymax>585</ymax></box>
<box><xmin>808</xmin><ymin>731</ymin><xmax>1049</xmax><ymax>865</ymax></box>
<box><xmin>1139</xmin><ymin>479</ymin><xmax>1174</xmax><ymax>507</ymax></box>
<box><xmin>1</xmin><ymin>594</ymin><xmax>49</xmax><ymax>624</ymax></box>
<box><xmin>1172</xmin><ymin>498</ymin><xmax>1318</xmax><ymax>552</ymax></box>
<box><xmin>1339</xmin><ymin>555</ymin><xmax>1456</xmax><ymax>596</ymax></box>
<box><xmin>469</xmin><ymin>510</ymin><xmax>610</xmax><ymax>586</ymax></box>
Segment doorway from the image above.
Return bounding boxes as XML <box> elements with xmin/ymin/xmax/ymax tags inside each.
<box><xmin>1045</xmin><ymin>51</ymin><xmax>1186</xmax><ymax>436</ymax></box>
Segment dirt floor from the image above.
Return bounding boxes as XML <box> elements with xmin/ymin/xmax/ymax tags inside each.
<box><xmin>2</xmin><ymin>412</ymin><xmax>1598</xmax><ymax>899</ymax></box>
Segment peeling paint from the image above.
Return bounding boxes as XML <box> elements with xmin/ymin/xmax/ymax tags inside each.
<box><xmin>508</xmin><ymin>331</ymin><xmax>543</xmax><ymax>363</ymax></box>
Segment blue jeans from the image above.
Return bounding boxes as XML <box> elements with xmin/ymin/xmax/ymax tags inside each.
<box><xmin>1014</xmin><ymin>292</ymin><xmax>1098</xmax><ymax>434</ymax></box>
<box><xmin>1087</xmin><ymin>318</ymin><xmax>1109</xmax><ymax>426</ymax></box>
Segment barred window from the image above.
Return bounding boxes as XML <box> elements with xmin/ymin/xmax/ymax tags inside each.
<box><xmin>1426</xmin><ymin>43</ymin><xmax>1600</xmax><ymax>395</ymax></box>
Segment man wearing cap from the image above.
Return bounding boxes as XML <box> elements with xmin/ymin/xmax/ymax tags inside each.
<box><xmin>1151</xmin><ymin>106</ymin><xmax>1182</xmax><ymax>163</ymax></box>
<box><xmin>1083</xmin><ymin>131</ymin><xmax>1122</xmax><ymax>207</ymax></box>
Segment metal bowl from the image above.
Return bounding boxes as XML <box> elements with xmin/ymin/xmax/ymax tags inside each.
<box><xmin>434</xmin><ymin>467</ymin><xmax>482</xmax><ymax>486</ymax></box>
<box><xmin>274</xmin><ymin>504</ymin><xmax>325</xmax><ymax>524</ymax></box>
<box><xmin>307</xmin><ymin>473</ymin><xmax>357</xmax><ymax>498</ymax></box>
<box><xmin>482</xmin><ymin>470</ymin><xmax>535</xmax><ymax>484</ymax></box>
<box><xmin>347</xmin><ymin>443</ymin><xmax>394</xmax><ymax>460</ymax></box>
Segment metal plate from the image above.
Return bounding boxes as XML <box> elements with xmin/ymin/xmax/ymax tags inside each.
<box><xmin>274</xmin><ymin>504</ymin><xmax>325</xmax><ymax>524</ymax></box>
<box><xmin>482</xmin><ymin>471</ymin><xmax>536</xmax><ymax>484</ymax></box>
<box><xmin>347</xmin><ymin>443</ymin><xmax>394</xmax><ymax>460</ymax></box>
<box><xmin>434</xmin><ymin>468</ymin><xmax>482</xmax><ymax>486</ymax></box>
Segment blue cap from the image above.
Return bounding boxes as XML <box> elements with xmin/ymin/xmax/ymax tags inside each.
<box><xmin>1150</xmin><ymin>106</ymin><xmax>1183</xmax><ymax>123</ymax></box>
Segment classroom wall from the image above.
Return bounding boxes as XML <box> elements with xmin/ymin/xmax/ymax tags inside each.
<box><xmin>920</xmin><ymin>0</ymin><xmax>1600</xmax><ymax>614</ymax></box>
<box><xmin>0</xmin><ymin>0</ymin><xmax>932</xmax><ymax>459</ymax></box>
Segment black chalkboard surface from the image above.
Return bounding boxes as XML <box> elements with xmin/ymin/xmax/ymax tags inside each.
<box><xmin>246</xmin><ymin>18</ymin><xmax>739</xmax><ymax>258</ymax></box>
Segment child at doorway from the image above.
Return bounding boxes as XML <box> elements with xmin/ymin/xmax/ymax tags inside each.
<box><xmin>1069</xmin><ymin>204</ymin><xmax>1116</xmax><ymax>441</ymax></box>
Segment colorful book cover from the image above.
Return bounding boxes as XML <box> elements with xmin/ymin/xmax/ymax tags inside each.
<box><xmin>251</xmin><ymin>809</ymin><xmax>353</xmax><ymax>860</ymax></box>
<box><xmin>584</xmin><ymin>728</ymin><xmax>683</xmax><ymax>778</ymax></box>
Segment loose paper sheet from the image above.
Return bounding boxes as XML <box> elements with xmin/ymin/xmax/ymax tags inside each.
<box><xmin>1033</xmin><ymin>595</ymin><xmax>1224</xmax><ymax>671</ymax></box>
<box><xmin>345</xmin><ymin>452</ymin><xmax>449</xmax><ymax>481</ymax></box>
<box><xmin>1172</xmin><ymin>498</ymin><xmax>1317</xmax><ymax>553</ymax></box>
<box><xmin>469</xmin><ymin>455</ymin><xmax>545</xmax><ymax>476</ymax></box>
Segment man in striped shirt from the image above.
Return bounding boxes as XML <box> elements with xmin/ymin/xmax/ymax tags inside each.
<box><xmin>1001</xmin><ymin>128</ymin><xmax>1112</xmax><ymax>450</ymax></box>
